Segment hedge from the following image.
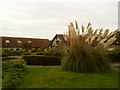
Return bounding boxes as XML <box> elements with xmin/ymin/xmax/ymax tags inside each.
<box><xmin>23</xmin><ymin>55</ymin><xmax>61</xmax><ymax>65</ymax></box>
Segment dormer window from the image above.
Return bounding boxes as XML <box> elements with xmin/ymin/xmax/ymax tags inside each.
<box><xmin>28</xmin><ymin>41</ymin><xmax>32</xmax><ymax>43</ymax></box>
<box><xmin>17</xmin><ymin>40</ymin><xmax>22</xmax><ymax>44</ymax></box>
<box><xmin>5</xmin><ymin>40</ymin><xmax>10</xmax><ymax>43</ymax></box>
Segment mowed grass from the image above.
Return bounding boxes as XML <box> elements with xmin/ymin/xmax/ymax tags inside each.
<box><xmin>18</xmin><ymin>67</ymin><xmax>118</xmax><ymax>88</ymax></box>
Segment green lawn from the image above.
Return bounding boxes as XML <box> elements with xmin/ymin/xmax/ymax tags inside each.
<box><xmin>18</xmin><ymin>67</ymin><xmax>118</xmax><ymax>88</ymax></box>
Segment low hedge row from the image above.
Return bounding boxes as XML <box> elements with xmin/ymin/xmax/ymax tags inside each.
<box><xmin>23</xmin><ymin>55</ymin><xmax>61</xmax><ymax>65</ymax></box>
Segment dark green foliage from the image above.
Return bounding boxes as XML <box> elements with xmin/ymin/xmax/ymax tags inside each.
<box><xmin>23</xmin><ymin>55</ymin><xmax>61</xmax><ymax>65</ymax></box>
<box><xmin>2</xmin><ymin>50</ymin><xmax>25</xmax><ymax>56</ymax></box>
<box><xmin>62</xmin><ymin>43</ymin><xmax>111</xmax><ymax>73</ymax></box>
<box><xmin>2</xmin><ymin>59</ymin><xmax>28</xmax><ymax>88</ymax></box>
<box><xmin>45</xmin><ymin>49</ymin><xmax>66</xmax><ymax>57</ymax></box>
<box><xmin>1</xmin><ymin>51</ymin><xmax>8</xmax><ymax>57</ymax></box>
<box><xmin>107</xmin><ymin>51</ymin><xmax>120</xmax><ymax>62</ymax></box>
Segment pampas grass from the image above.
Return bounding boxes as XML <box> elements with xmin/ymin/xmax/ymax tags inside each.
<box><xmin>62</xmin><ymin>21</ymin><xmax>117</xmax><ymax>72</ymax></box>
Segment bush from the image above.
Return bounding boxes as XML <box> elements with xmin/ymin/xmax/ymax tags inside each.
<box><xmin>23</xmin><ymin>55</ymin><xmax>61</xmax><ymax>65</ymax></box>
<box><xmin>2</xmin><ymin>59</ymin><xmax>28</xmax><ymax>88</ymax></box>
<box><xmin>45</xmin><ymin>49</ymin><xmax>66</xmax><ymax>57</ymax></box>
<box><xmin>2</xmin><ymin>50</ymin><xmax>26</xmax><ymax>56</ymax></box>
<box><xmin>2</xmin><ymin>51</ymin><xmax>8</xmax><ymax>57</ymax></box>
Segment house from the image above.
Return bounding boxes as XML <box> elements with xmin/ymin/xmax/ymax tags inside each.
<box><xmin>0</xmin><ymin>36</ymin><xmax>51</xmax><ymax>51</ymax></box>
<box><xmin>48</xmin><ymin>34</ymin><xmax>88</xmax><ymax>52</ymax></box>
<box><xmin>48</xmin><ymin>32</ymin><xmax>120</xmax><ymax>52</ymax></box>
<box><xmin>48</xmin><ymin>34</ymin><xmax>68</xmax><ymax>52</ymax></box>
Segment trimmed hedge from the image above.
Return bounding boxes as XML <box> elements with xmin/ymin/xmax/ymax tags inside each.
<box><xmin>23</xmin><ymin>55</ymin><xmax>61</xmax><ymax>65</ymax></box>
<box><xmin>45</xmin><ymin>49</ymin><xmax>66</xmax><ymax>57</ymax></box>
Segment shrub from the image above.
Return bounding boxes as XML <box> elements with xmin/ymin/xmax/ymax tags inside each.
<box><xmin>62</xmin><ymin>21</ymin><xmax>112</xmax><ymax>73</ymax></box>
<box><xmin>2</xmin><ymin>51</ymin><xmax>8</xmax><ymax>57</ymax></box>
<box><xmin>2</xmin><ymin>50</ymin><xmax>26</xmax><ymax>56</ymax></box>
<box><xmin>23</xmin><ymin>55</ymin><xmax>61</xmax><ymax>65</ymax></box>
<box><xmin>45</xmin><ymin>49</ymin><xmax>66</xmax><ymax>57</ymax></box>
<box><xmin>2</xmin><ymin>59</ymin><xmax>28</xmax><ymax>88</ymax></box>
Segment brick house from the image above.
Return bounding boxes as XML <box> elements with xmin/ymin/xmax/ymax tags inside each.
<box><xmin>0</xmin><ymin>36</ymin><xmax>51</xmax><ymax>51</ymax></box>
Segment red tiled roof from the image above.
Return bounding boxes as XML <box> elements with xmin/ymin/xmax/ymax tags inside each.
<box><xmin>0</xmin><ymin>36</ymin><xmax>50</xmax><ymax>48</ymax></box>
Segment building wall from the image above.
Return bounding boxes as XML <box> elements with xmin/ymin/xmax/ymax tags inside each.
<box><xmin>49</xmin><ymin>35</ymin><xmax>68</xmax><ymax>52</ymax></box>
<box><xmin>2</xmin><ymin>48</ymin><xmax>23</xmax><ymax>51</ymax></box>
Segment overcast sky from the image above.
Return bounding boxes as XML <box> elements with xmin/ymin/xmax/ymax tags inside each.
<box><xmin>0</xmin><ymin>0</ymin><xmax>119</xmax><ymax>40</ymax></box>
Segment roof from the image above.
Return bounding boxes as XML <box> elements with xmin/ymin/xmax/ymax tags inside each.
<box><xmin>0</xmin><ymin>36</ymin><xmax>51</xmax><ymax>48</ymax></box>
<box><xmin>48</xmin><ymin>34</ymin><xmax>89</xmax><ymax>47</ymax></box>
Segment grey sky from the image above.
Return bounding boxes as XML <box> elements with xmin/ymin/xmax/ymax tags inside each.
<box><xmin>0</xmin><ymin>0</ymin><xmax>119</xmax><ymax>40</ymax></box>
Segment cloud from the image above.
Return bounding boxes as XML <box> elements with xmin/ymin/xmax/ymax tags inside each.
<box><xmin>0</xmin><ymin>0</ymin><xmax>118</xmax><ymax>40</ymax></box>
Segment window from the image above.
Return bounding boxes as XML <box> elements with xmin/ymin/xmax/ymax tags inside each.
<box><xmin>28</xmin><ymin>41</ymin><xmax>32</xmax><ymax>43</ymax></box>
<box><xmin>17</xmin><ymin>40</ymin><xmax>22</xmax><ymax>44</ymax></box>
<box><xmin>10</xmin><ymin>49</ymin><xmax>13</xmax><ymax>51</ymax></box>
<box><xmin>56</xmin><ymin>40</ymin><xmax>60</xmax><ymax>43</ymax></box>
<box><xmin>5</xmin><ymin>40</ymin><xmax>10</xmax><ymax>43</ymax></box>
<box><xmin>16</xmin><ymin>48</ymin><xmax>19</xmax><ymax>51</ymax></box>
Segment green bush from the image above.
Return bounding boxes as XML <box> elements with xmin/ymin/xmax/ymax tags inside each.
<box><xmin>2</xmin><ymin>51</ymin><xmax>8</xmax><ymax>57</ymax></box>
<box><xmin>23</xmin><ymin>55</ymin><xmax>61</xmax><ymax>65</ymax></box>
<box><xmin>45</xmin><ymin>49</ymin><xmax>66</xmax><ymax>57</ymax></box>
<box><xmin>2</xmin><ymin>59</ymin><xmax>28</xmax><ymax>88</ymax></box>
<box><xmin>2</xmin><ymin>50</ymin><xmax>26</xmax><ymax>56</ymax></box>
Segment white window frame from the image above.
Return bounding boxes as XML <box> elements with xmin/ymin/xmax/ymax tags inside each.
<box><xmin>28</xmin><ymin>41</ymin><xmax>32</xmax><ymax>43</ymax></box>
<box><xmin>17</xmin><ymin>40</ymin><xmax>22</xmax><ymax>44</ymax></box>
<box><xmin>5</xmin><ymin>40</ymin><xmax>10</xmax><ymax>43</ymax></box>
